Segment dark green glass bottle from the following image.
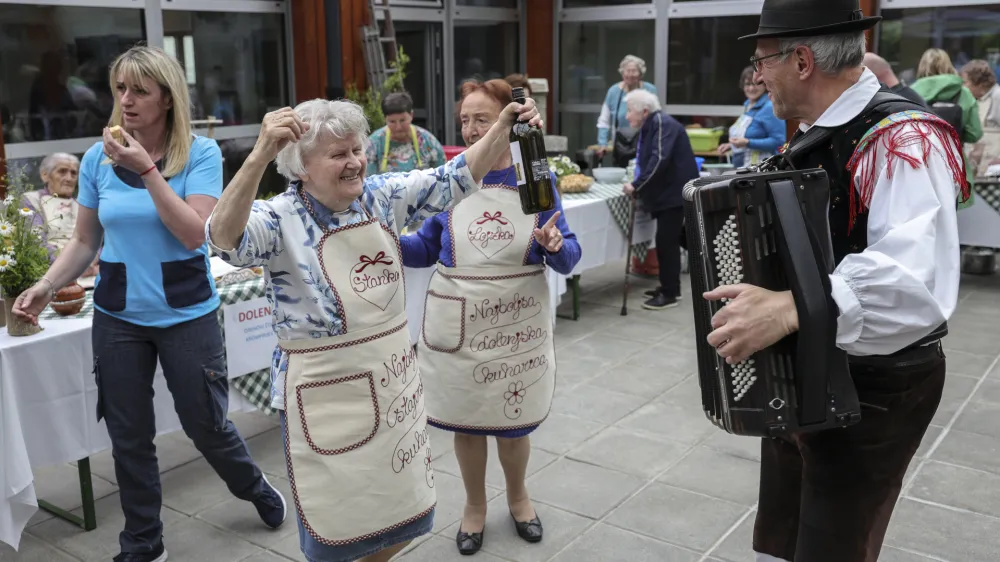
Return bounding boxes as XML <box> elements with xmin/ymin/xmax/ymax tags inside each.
<box><xmin>509</xmin><ymin>87</ymin><xmax>556</xmax><ymax>215</ymax></box>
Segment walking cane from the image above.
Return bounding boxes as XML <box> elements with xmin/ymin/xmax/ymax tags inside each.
<box><xmin>621</xmin><ymin>195</ymin><xmax>637</xmax><ymax>316</ymax></box>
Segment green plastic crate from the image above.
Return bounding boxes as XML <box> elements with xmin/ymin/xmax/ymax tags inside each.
<box><xmin>686</xmin><ymin>128</ymin><xmax>725</xmax><ymax>152</ymax></box>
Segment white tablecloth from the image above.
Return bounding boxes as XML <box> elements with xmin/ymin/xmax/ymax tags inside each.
<box><xmin>0</xmin><ymin>318</ymin><xmax>259</xmax><ymax>550</ymax></box>
<box><xmin>1</xmin><ymin>191</ymin><xmax>654</xmax><ymax>551</ymax></box>
<box><xmin>959</xmin><ymin>195</ymin><xmax>1000</xmax><ymax>249</ymax></box>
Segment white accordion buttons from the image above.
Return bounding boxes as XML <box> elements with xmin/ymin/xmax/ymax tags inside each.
<box><xmin>713</xmin><ymin>215</ymin><xmax>756</xmax><ymax>401</ymax></box>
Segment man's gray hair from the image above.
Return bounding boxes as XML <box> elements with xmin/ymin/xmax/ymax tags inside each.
<box><xmin>40</xmin><ymin>152</ymin><xmax>79</xmax><ymax>175</ymax></box>
<box><xmin>619</xmin><ymin>54</ymin><xmax>647</xmax><ymax>76</ymax></box>
<box><xmin>625</xmin><ymin>89</ymin><xmax>661</xmax><ymax>113</ymax></box>
<box><xmin>778</xmin><ymin>31</ymin><xmax>867</xmax><ymax>75</ymax></box>
<box><xmin>275</xmin><ymin>99</ymin><xmax>370</xmax><ymax>180</ymax></box>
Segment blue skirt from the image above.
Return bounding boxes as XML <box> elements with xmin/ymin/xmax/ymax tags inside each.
<box><xmin>279</xmin><ymin>413</ymin><xmax>434</xmax><ymax>562</ymax></box>
<box><xmin>427</xmin><ymin>419</ymin><xmax>539</xmax><ymax>439</ymax></box>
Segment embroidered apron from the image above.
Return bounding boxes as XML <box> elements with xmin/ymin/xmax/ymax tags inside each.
<box><xmin>282</xmin><ymin>197</ymin><xmax>435</xmax><ymax>546</ymax></box>
<box><xmin>418</xmin><ymin>184</ymin><xmax>556</xmax><ymax>432</ymax></box>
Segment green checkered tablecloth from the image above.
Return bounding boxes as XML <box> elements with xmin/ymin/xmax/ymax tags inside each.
<box><xmin>974</xmin><ymin>178</ymin><xmax>1000</xmax><ymax>215</ymax></box>
<box><xmin>562</xmin><ymin>182</ymin><xmax>652</xmax><ymax>258</ymax></box>
<box><xmin>40</xmin><ymin>276</ymin><xmax>277</xmax><ymax>415</ymax></box>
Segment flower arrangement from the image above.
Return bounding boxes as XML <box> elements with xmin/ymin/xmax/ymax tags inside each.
<box><xmin>548</xmin><ymin>155</ymin><xmax>593</xmax><ymax>193</ymax></box>
<box><xmin>0</xmin><ymin>166</ymin><xmax>52</xmax><ymax>308</ymax></box>
<box><xmin>547</xmin><ymin>155</ymin><xmax>581</xmax><ymax>179</ymax></box>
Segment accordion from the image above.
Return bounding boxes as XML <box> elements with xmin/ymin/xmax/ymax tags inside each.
<box><xmin>683</xmin><ymin>168</ymin><xmax>861</xmax><ymax>438</ymax></box>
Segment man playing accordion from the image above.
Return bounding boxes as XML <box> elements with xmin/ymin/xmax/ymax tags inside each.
<box><xmin>701</xmin><ymin>1</ymin><xmax>968</xmax><ymax>561</ymax></box>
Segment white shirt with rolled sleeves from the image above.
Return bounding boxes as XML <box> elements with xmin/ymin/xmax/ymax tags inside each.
<box><xmin>205</xmin><ymin>154</ymin><xmax>480</xmax><ymax>409</ymax></box>
<box><xmin>800</xmin><ymin>68</ymin><xmax>962</xmax><ymax>357</ymax></box>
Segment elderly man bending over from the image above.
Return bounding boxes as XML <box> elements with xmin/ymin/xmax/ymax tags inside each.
<box><xmin>621</xmin><ymin>89</ymin><xmax>699</xmax><ymax>310</ymax></box>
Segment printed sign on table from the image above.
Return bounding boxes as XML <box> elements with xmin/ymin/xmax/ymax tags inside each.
<box><xmin>223</xmin><ymin>297</ymin><xmax>277</xmax><ymax>378</ymax></box>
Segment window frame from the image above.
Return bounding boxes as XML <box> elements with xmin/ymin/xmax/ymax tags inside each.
<box><xmin>0</xmin><ymin>0</ymin><xmax>293</xmax><ymax>159</ymax></box>
<box><xmin>554</xmin><ymin>0</ymin><xmax>756</xmax><ymax>137</ymax></box>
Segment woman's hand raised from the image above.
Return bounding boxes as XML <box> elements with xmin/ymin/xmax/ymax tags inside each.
<box><xmin>500</xmin><ymin>97</ymin><xmax>543</xmax><ymax>129</ymax></box>
<box><xmin>252</xmin><ymin>108</ymin><xmax>310</xmax><ymax>161</ymax></box>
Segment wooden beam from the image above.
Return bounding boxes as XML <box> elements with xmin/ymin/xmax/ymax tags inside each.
<box><xmin>0</xmin><ymin>116</ymin><xmax>6</xmax><ymax>198</ymax></box>
<box><xmin>861</xmin><ymin>0</ymin><xmax>876</xmax><ymax>51</ymax></box>
<box><xmin>525</xmin><ymin>0</ymin><xmax>555</xmax><ymax>126</ymax></box>
<box><xmin>341</xmin><ymin>0</ymin><xmax>368</xmax><ymax>92</ymax></box>
<box><xmin>291</xmin><ymin>0</ymin><xmax>329</xmax><ymax>102</ymax></box>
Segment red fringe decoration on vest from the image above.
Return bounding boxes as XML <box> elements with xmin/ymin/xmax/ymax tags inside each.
<box><xmin>846</xmin><ymin>120</ymin><xmax>969</xmax><ymax>233</ymax></box>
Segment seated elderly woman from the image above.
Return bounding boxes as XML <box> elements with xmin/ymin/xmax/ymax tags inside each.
<box><xmin>20</xmin><ymin>153</ymin><xmax>98</xmax><ymax>277</ymax></box>
<box><xmin>206</xmin><ymin>96</ymin><xmax>542</xmax><ymax>562</ymax></box>
<box><xmin>621</xmin><ymin>89</ymin><xmax>699</xmax><ymax>310</ymax></box>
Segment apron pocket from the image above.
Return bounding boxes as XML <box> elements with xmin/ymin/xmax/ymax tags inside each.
<box><xmin>295</xmin><ymin>372</ymin><xmax>380</xmax><ymax>455</ymax></box>
<box><xmin>421</xmin><ymin>291</ymin><xmax>466</xmax><ymax>353</ymax></box>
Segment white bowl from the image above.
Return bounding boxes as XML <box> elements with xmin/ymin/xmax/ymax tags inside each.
<box><xmin>592</xmin><ymin>167</ymin><xmax>626</xmax><ymax>184</ymax></box>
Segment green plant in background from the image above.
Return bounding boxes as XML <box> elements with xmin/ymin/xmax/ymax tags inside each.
<box><xmin>345</xmin><ymin>46</ymin><xmax>411</xmax><ymax>131</ymax></box>
<box><xmin>0</xmin><ymin>165</ymin><xmax>53</xmax><ymax>299</ymax></box>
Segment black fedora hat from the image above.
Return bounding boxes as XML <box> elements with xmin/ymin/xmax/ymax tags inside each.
<box><xmin>739</xmin><ymin>0</ymin><xmax>881</xmax><ymax>40</ymax></box>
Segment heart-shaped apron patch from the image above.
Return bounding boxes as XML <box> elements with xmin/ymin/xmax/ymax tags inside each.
<box><xmin>350</xmin><ymin>251</ymin><xmax>401</xmax><ymax>311</ymax></box>
<box><xmin>466</xmin><ymin>211</ymin><xmax>515</xmax><ymax>260</ymax></box>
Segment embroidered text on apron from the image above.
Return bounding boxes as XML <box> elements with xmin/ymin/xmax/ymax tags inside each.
<box><xmin>282</xmin><ymin>190</ymin><xmax>435</xmax><ymax>545</ymax></box>
<box><xmin>417</xmin><ymin>184</ymin><xmax>557</xmax><ymax>432</ymax></box>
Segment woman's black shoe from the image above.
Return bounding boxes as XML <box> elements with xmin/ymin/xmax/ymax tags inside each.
<box><xmin>456</xmin><ymin>526</ymin><xmax>484</xmax><ymax>555</ymax></box>
<box><xmin>511</xmin><ymin>511</ymin><xmax>543</xmax><ymax>543</ymax></box>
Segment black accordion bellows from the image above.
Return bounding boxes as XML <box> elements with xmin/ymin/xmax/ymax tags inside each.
<box><xmin>683</xmin><ymin>169</ymin><xmax>861</xmax><ymax>438</ymax></box>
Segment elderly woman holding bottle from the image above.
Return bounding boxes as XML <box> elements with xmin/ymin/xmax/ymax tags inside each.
<box><xmin>401</xmin><ymin>78</ymin><xmax>581</xmax><ymax>556</ymax></box>
<box><xmin>205</xmin><ymin>93</ymin><xmax>542</xmax><ymax>562</ymax></box>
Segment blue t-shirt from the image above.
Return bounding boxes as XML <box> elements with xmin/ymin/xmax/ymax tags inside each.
<box><xmin>77</xmin><ymin>135</ymin><xmax>223</xmax><ymax>327</ymax></box>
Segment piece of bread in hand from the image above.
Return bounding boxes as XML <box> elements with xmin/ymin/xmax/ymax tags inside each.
<box><xmin>108</xmin><ymin>125</ymin><xmax>126</xmax><ymax>145</ymax></box>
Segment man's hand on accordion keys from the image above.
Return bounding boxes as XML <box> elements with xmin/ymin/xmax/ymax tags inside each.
<box><xmin>703</xmin><ymin>284</ymin><xmax>799</xmax><ymax>365</ymax></box>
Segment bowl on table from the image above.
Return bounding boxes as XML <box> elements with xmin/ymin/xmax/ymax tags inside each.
<box><xmin>592</xmin><ymin>167</ymin><xmax>627</xmax><ymax>184</ymax></box>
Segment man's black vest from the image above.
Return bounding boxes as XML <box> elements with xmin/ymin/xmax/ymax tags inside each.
<box><xmin>780</xmin><ymin>90</ymin><xmax>925</xmax><ymax>265</ymax></box>
<box><xmin>778</xmin><ymin>90</ymin><xmax>950</xmax><ymax>349</ymax></box>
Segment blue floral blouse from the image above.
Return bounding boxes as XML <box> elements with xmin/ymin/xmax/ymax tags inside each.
<box><xmin>206</xmin><ymin>154</ymin><xmax>479</xmax><ymax>409</ymax></box>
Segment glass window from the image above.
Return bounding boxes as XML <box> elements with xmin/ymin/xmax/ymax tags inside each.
<box><xmin>563</xmin><ymin>0</ymin><xmax>651</xmax><ymax>7</ymax></box>
<box><xmin>454</xmin><ymin>21</ymin><xmax>519</xmax><ymax>137</ymax></box>
<box><xmin>559</xmin><ymin>20</ymin><xmax>656</xmax><ymax>105</ymax></box>
<box><xmin>878</xmin><ymin>7</ymin><xmax>1000</xmax><ymax>84</ymax></box>
<box><xmin>0</xmin><ymin>5</ymin><xmax>145</xmax><ymax>143</ymax></box>
<box><xmin>219</xmin><ymin>137</ymin><xmax>288</xmax><ymax>198</ymax></box>
<box><xmin>667</xmin><ymin>16</ymin><xmax>758</xmax><ymax>106</ymax></box>
<box><xmin>457</xmin><ymin>0</ymin><xmax>517</xmax><ymax>7</ymax></box>
<box><xmin>454</xmin><ymin>21</ymin><xmax>520</xmax><ymax>86</ymax></box>
<box><xmin>558</xmin><ymin>111</ymin><xmax>600</xmax><ymax>158</ymax></box>
<box><xmin>163</xmin><ymin>11</ymin><xmax>288</xmax><ymax>127</ymax></box>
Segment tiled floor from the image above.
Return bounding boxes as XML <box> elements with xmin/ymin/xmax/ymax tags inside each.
<box><xmin>4</xmin><ymin>263</ymin><xmax>1000</xmax><ymax>562</ymax></box>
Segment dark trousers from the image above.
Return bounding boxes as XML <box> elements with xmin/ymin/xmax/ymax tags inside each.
<box><xmin>653</xmin><ymin>206</ymin><xmax>684</xmax><ymax>297</ymax></box>
<box><xmin>92</xmin><ymin>309</ymin><xmax>266</xmax><ymax>554</ymax></box>
<box><xmin>753</xmin><ymin>343</ymin><xmax>946</xmax><ymax>562</ymax></box>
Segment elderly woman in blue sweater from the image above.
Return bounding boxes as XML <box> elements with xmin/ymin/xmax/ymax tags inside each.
<box><xmin>400</xmin><ymin>78</ymin><xmax>581</xmax><ymax>556</ymax></box>
<box><xmin>718</xmin><ymin>66</ymin><xmax>786</xmax><ymax>167</ymax></box>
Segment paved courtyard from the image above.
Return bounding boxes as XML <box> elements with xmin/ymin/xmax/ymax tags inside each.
<box><xmin>4</xmin><ymin>262</ymin><xmax>1000</xmax><ymax>562</ymax></box>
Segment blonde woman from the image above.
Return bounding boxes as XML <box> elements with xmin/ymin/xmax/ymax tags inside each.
<box><xmin>13</xmin><ymin>45</ymin><xmax>284</xmax><ymax>562</ymax></box>
<box><xmin>911</xmin><ymin>48</ymin><xmax>984</xmax><ymax>206</ymax></box>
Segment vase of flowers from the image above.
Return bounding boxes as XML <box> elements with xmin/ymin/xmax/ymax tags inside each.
<box><xmin>0</xmin><ymin>167</ymin><xmax>52</xmax><ymax>336</ymax></box>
